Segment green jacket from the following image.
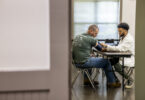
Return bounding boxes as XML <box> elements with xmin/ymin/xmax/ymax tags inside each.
<box><xmin>72</xmin><ymin>33</ymin><xmax>97</xmax><ymax>64</ymax></box>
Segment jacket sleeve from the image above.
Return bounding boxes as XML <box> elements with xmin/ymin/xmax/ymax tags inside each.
<box><xmin>107</xmin><ymin>37</ymin><xmax>133</xmax><ymax>52</ymax></box>
<box><xmin>90</xmin><ymin>38</ymin><xmax>97</xmax><ymax>47</ymax></box>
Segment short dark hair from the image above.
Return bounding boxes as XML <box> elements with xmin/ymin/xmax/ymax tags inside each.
<box><xmin>118</xmin><ymin>23</ymin><xmax>129</xmax><ymax>31</ymax></box>
<box><xmin>88</xmin><ymin>24</ymin><xmax>98</xmax><ymax>31</ymax></box>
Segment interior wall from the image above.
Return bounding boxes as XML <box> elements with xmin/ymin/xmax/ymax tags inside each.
<box><xmin>0</xmin><ymin>0</ymin><xmax>70</xmax><ymax>100</ymax></box>
<box><xmin>122</xmin><ymin>0</ymin><xmax>136</xmax><ymax>37</ymax></box>
<box><xmin>135</xmin><ymin>0</ymin><xmax>145</xmax><ymax>99</ymax></box>
<box><xmin>0</xmin><ymin>0</ymin><xmax>50</xmax><ymax>70</ymax></box>
<box><xmin>48</xmin><ymin>0</ymin><xmax>70</xmax><ymax>99</ymax></box>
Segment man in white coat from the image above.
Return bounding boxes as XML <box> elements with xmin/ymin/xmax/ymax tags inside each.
<box><xmin>101</xmin><ymin>23</ymin><xmax>135</xmax><ymax>89</ymax></box>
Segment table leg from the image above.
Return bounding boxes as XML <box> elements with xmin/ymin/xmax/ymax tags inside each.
<box><xmin>122</xmin><ymin>57</ymin><xmax>125</xmax><ymax>95</ymax></box>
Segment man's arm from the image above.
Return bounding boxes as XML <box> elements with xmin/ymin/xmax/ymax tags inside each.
<box><xmin>101</xmin><ymin>40</ymin><xmax>132</xmax><ymax>52</ymax></box>
<box><xmin>95</xmin><ymin>42</ymin><xmax>107</xmax><ymax>51</ymax></box>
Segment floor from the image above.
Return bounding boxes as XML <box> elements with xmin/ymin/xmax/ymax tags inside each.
<box><xmin>72</xmin><ymin>70</ymin><xmax>135</xmax><ymax>100</ymax></box>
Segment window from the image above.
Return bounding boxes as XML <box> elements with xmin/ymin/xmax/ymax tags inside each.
<box><xmin>74</xmin><ymin>0</ymin><xmax>120</xmax><ymax>39</ymax></box>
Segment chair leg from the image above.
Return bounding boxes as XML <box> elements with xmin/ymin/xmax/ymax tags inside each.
<box><xmin>126</xmin><ymin>68</ymin><xmax>132</xmax><ymax>75</ymax></box>
<box><xmin>84</xmin><ymin>70</ymin><xmax>96</xmax><ymax>90</ymax></box>
<box><xmin>129</xmin><ymin>68</ymin><xmax>134</xmax><ymax>76</ymax></box>
<box><xmin>72</xmin><ymin>70</ymin><xmax>81</xmax><ymax>87</ymax></box>
<box><xmin>102</xmin><ymin>69</ymin><xmax>106</xmax><ymax>78</ymax></box>
<box><xmin>124</xmin><ymin>68</ymin><xmax>134</xmax><ymax>85</ymax></box>
<box><xmin>127</xmin><ymin>68</ymin><xmax>134</xmax><ymax>81</ymax></box>
<box><xmin>92</xmin><ymin>69</ymin><xmax>100</xmax><ymax>81</ymax></box>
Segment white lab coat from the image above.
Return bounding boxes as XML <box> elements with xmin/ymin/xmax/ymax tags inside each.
<box><xmin>107</xmin><ymin>33</ymin><xmax>135</xmax><ymax>67</ymax></box>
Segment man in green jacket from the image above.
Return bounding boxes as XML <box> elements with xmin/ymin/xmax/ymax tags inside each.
<box><xmin>72</xmin><ymin>25</ymin><xmax>120</xmax><ymax>88</ymax></box>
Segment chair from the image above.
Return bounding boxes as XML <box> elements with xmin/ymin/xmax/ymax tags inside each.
<box><xmin>124</xmin><ymin>67</ymin><xmax>135</xmax><ymax>85</ymax></box>
<box><xmin>71</xmin><ymin>59</ymin><xmax>97</xmax><ymax>90</ymax></box>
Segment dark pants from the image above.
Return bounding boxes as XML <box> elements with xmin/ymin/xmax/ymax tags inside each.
<box><xmin>114</xmin><ymin>63</ymin><xmax>133</xmax><ymax>82</ymax></box>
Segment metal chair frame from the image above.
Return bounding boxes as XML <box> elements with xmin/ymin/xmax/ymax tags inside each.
<box><xmin>71</xmin><ymin>60</ymin><xmax>97</xmax><ymax>90</ymax></box>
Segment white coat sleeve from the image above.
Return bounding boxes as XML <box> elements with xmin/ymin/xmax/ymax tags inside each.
<box><xmin>107</xmin><ymin>37</ymin><xmax>133</xmax><ymax>52</ymax></box>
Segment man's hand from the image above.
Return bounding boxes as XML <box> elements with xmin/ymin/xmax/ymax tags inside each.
<box><xmin>100</xmin><ymin>43</ymin><xmax>107</xmax><ymax>48</ymax></box>
<box><xmin>96</xmin><ymin>42</ymin><xmax>98</xmax><ymax>46</ymax></box>
<box><xmin>101</xmin><ymin>48</ymin><xmax>107</xmax><ymax>52</ymax></box>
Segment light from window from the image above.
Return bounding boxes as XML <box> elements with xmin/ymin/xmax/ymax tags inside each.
<box><xmin>74</xmin><ymin>0</ymin><xmax>120</xmax><ymax>39</ymax></box>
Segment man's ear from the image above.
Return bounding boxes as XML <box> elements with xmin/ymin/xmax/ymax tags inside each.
<box><xmin>89</xmin><ymin>30</ymin><xmax>92</xmax><ymax>33</ymax></box>
<box><xmin>88</xmin><ymin>30</ymin><xmax>91</xmax><ymax>33</ymax></box>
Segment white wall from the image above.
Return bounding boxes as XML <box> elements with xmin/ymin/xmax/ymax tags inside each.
<box><xmin>122</xmin><ymin>0</ymin><xmax>136</xmax><ymax>38</ymax></box>
<box><xmin>0</xmin><ymin>0</ymin><xmax>50</xmax><ymax>71</ymax></box>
